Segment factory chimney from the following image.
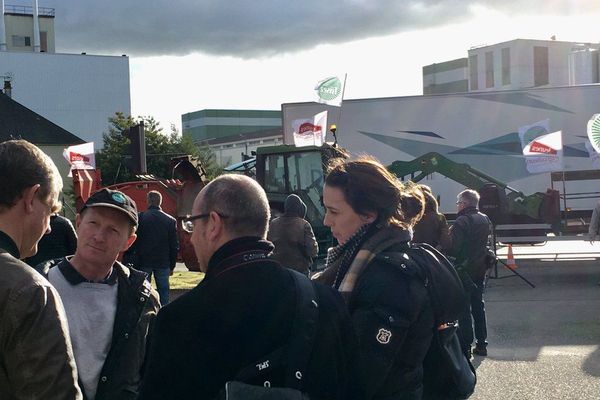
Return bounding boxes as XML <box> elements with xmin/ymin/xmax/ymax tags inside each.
<box><xmin>32</xmin><ymin>0</ymin><xmax>40</xmax><ymax>52</ymax></box>
<box><xmin>0</xmin><ymin>0</ymin><xmax>6</xmax><ymax>51</ymax></box>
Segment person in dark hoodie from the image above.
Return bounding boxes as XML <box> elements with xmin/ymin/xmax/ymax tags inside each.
<box><xmin>24</xmin><ymin>213</ymin><xmax>77</xmax><ymax>267</ymax></box>
<box><xmin>267</xmin><ymin>194</ymin><xmax>319</xmax><ymax>275</ymax></box>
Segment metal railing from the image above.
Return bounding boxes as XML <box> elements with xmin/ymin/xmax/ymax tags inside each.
<box><xmin>4</xmin><ymin>5</ymin><xmax>55</xmax><ymax>17</ymax></box>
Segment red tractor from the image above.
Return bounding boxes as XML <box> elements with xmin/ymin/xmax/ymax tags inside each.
<box><xmin>72</xmin><ymin>156</ymin><xmax>207</xmax><ymax>271</ymax></box>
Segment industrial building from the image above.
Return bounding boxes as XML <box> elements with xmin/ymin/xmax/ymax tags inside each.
<box><xmin>423</xmin><ymin>38</ymin><xmax>600</xmax><ymax>94</ymax></box>
<box><xmin>0</xmin><ymin>1</ymin><xmax>131</xmax><ymax>146</ymax></box>
<box><xmin>182</xmin><ymin>109</ymin><xmax>282</xmax><ymax>166</ymax></box>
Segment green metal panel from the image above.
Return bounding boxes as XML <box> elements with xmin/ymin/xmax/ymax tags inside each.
<box><xmin>182</xmin><ymin>109</ymin><xmax>282</xmax><ymax>142</ymax></box>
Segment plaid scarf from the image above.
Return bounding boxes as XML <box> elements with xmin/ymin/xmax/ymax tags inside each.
<box><xmin>320</xmin><ymin>225</ymin><xmax>411</xmax><ymax>303</ymax></box>
<box><xmin>328</xmin><ymin>224</ymin><xmax>372</xmax><ymax>289</ymax></box>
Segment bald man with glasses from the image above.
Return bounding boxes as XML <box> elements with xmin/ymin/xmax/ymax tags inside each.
<box><xmin>139</xmin><ymin>174</ymin><xmax>358</xmax><ymax>400</ymax></box>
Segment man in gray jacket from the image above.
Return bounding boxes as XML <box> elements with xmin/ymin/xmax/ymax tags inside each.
<box><xmin>268</xmin><ymin>194</ymin><xmax>318</xmax><ymax>275</ymax></box>
<box><xmin>448</xmin><ymin>189</ymin><xmax>492</xmax><ymax>358</ymax></box>
<box><xmin>0</xmin><ymin>139</ymin><xmax>82</xmax><ymax>399</ymax></box>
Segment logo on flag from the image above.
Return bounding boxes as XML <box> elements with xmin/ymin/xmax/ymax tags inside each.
<box><xmin>528</xmin><ymin>141</ymin><xmax>557</xmax><ymax>155</ymax></box>
<box><xmin>292</xmin><ymin>111</ymin><xmax>327</xmax><ymax>147</ymax></box>
<box><xmin>68</xmin><ymin>152</ymin><xmax>91</xmax><ymax>163</ymax></box>
<box><xmin>587</xmin><ymin>114</ymin><xmax>600</xmax><ymax>154</ymax></box>
<box><xmin>315</xmin><ymin>75</ymin><xmax>345</xmax><ymax>107</ymax></box>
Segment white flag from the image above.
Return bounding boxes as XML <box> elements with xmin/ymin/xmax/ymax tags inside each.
<box><xmin>585</xmin><ymin>140</ymin><xmax>600</xmax><ymax>169</ymax></box>
<box><xmin>292</xmin><ymin>111</ymin><xmax>327</xmax><ymax>147</ymax></box>
<box><xmin>521</xmin><ymin>130</ymin><xmax>563</xmax><ymax>173</ymax></box>
<box><xmin>314</xmin><ymin>75</ymin><xmax>345</xmax><ymax>107</ymax></box>
<box><xmin>518</xmin><ymin>119</ymin><xmax>550</xmax><ymax>150</ymax></box>
<box><xmin>63</xmin><ymin>142</ymin><xmax>95</xmax><ymax>176</ymax></box>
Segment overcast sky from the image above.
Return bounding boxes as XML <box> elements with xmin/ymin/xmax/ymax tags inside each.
<box><xmin>14</xmin><ymin>0</ymin><xmax>600</xmax><ymax>132</ymax></box>
<box><xmin>29</xmin><ymin>0</ymin><xmax>600</xmax><ymax>58</ymax></box>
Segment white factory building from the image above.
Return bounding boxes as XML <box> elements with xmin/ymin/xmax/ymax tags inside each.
<box><xmin>0</xmin><ymin>1</ymin><xmax>131</xmax><ymax>147</ymax></box>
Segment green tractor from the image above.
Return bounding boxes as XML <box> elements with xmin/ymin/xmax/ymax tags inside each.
<box><xmin>226</xmin><ymin>143</ymin><xmax>347</xmax><ymax>258</ymax></box>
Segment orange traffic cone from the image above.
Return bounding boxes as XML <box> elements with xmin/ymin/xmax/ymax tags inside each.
<box><xmin>506</xmin><ymin>244</ymin><xmax>517</xmax><ymax>270</ymax></box>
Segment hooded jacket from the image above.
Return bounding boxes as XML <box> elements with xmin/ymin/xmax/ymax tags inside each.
<box><xmin>268</xmin><ymin>194</ymin><xmax>318</xmax><ymax>275</ymax></box>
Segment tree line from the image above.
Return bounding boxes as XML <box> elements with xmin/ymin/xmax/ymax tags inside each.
<box><xmin>96</xmin><ymin>112</ymin><xmax>222</xmax><ymax>185</ymax></box>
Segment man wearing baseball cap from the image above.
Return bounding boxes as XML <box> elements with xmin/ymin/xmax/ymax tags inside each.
<box><xmin>37</xmin><ymin>188</ymin><xmax>160</xmax><ymax>400</ymax></box>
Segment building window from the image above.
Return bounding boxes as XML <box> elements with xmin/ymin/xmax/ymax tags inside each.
<box><xmin>469</xmin><ymin>54</ymin><xmax>478</xmax><ymax>90</ymax></box>
<box><xmin>12</xmin><ymin>35</ymin><xmax>31</xmax><ymax>47</ymax></box>
<box><xmin>40</xmin><ymin>31</ymin><xmax>48</xmax><ymax>52</ymax></box>
<box><xmin>501</xmin><ymin>48</ymin><xmax>511</xmax><ymax>85</ymax></box>
<box><xmin>485</xmin><ymin>51</ymin><xmax>494</xmax><ymax>88</ymax></box>
<box><xmin>534</xmin><ymin>46</ymin><xmax>549</xmax><ymax>86</ymax></box>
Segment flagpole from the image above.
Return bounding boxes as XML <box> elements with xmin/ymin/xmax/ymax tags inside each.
<box><xmin>335</xmin><ymin>73</ymin><xmax>347</xmax><ymax>142</ymax></box>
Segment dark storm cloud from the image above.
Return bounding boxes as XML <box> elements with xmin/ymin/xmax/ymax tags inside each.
<box><xmin>32</xmin><ymin>0</ymin><xmax>600</xmax><ymax>58</ymax></box>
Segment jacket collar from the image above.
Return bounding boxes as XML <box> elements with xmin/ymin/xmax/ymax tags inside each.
<box><xmin>205</xmin><ymin>236</ymin><xmax>275</xmax><ymax>280</ymax></box>
<box><xmin>58</xmin><ymin>256</ymin><xmax>119</xmax><ymax>285</ymax></box>
<box><xmin>457</xmin><ymin>206</ymin><xmax>478</xmax><ymax>217</ymax></box>
<box><xmin>0</xmin><ymin>230</ymin><xmax>19</xmax><ymax>259</ymax></box>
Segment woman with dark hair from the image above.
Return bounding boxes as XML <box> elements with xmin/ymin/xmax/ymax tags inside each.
<box><xmin>413</xmin><ymin>184</ymin><xmax>451</xmax><ymax>250</ymax></box>
<box><xmin>314</xmin><ymin>156</ymin><xmax>434</xmax><ymax>400</ymax></box>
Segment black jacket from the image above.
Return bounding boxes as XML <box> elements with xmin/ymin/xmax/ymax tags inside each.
<box><xmin>128</xmin><ymin>206</ymin><xmax>178</xmax><ymax>270</ymax></box>
<box><xmin>37</xmin><ymin>258</ymin><xmax>160</xmax><ymax>400</ymax></box>
<box><xmin>350</xmin><ymin>236</ymin><xmax>434</xmax><ymax>400</ymax></box>
<box><xmin>138</xmin><ymin>237</ymin><xmax>357</xmax><ymax>400</ymax></box>
<box><xmin>448</xmin><ymin>207</ymin><xmax>491</xmax><ymax>283</ymax></box>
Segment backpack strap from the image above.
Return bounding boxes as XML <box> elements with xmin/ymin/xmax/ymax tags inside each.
<box><xmin>233</xmin><ymin>269</ymin><xmax>319</xmax><ymax>391</ymax></box>
<box><xmin>379</xmin><ymin>243</ymin><xmax>467</xmax><ymax>327</ymax></box>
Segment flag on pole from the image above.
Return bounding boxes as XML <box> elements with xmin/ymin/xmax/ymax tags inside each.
<box><xmin>518</xmin><ymin>119</ymin><xmax>550</xmax><ymax>150</ymax></box>
<box><xmin>520</xmin><ymin>130</ymin><xmax>563</xmax><ymax>173</ymax></box>
<box><xmin>314</xmin><ymin>75</ymin><xmax>345</xmax><ymax>107</ymax></box>
<box><xmin>292</xmin><ymin>111</ymin><xmax>327</xmax><ymax>147</ymax></box>
<box><xmin>63</xmin><ymin>142</ymin><xmax>95</xmax><ymax>176</ymax></box>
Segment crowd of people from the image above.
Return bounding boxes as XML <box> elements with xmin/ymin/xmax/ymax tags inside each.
<box><xmin>1</xmin><ymin>139</ymin><xmax>497</xmax><ymax>400</ymax></box>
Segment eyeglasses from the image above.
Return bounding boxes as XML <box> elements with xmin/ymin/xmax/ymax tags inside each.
<box><xmin>181</xmin><ymin>212</ymin><xmax>228</xmax><ymax>233</ymax></box>
<box><xmin>456</xmin><ymin>200</ymin><xmax>466</xmax><ymax>205</ymax></box>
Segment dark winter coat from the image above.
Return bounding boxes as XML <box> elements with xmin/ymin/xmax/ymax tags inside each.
<box><xmin>413</xmin><ymin>211</ymin><xmax>451</xmax><ymax>250</ymax></box>
<box><xmin>448</xmin><ymin>206</ymin><xmax>491</xmax><ymax>283</ymax></box>
<box><xmin>138</xmin><ymin>237</ymin><xmax>357</xmax><ymax>400</ymax></box>
<box><xmin>128</xmin><ymin>206</ymin><xmax>179</xmax><ymax>270</ymax></box>
<box><xmin>37</xmin><ymin>258</ymin><xmax>160</xmax><ymax>400</ymax></box>
<box><xmin>268</xmin><ymin>194</ymin><xmax>318</xmax><ymax>275</ymax></box>
<box><xmin>315</xmin><ymin>226</ymin><xmax>435</xmax><ymax>400</ymax></box>
<box><xmin>350</xmin><ymin>232</ymin><xmax>434</xmax><ymax>400</ymax></box>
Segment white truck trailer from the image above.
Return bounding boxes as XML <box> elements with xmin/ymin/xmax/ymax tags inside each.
<box><xmin>282</xmin><ymin>84</ymin><xmax>600</xmax><ymax>240</ymax></box>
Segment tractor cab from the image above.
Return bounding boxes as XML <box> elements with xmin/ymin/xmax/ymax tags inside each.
<box><xmin>254</xmin><ymin>143</ymin><xmax>348</xmax><ymax>256</ymax></box>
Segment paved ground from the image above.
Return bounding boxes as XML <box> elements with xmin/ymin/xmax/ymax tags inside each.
<box><xmin>471</xmin><ymin>258</ymin><xmax>600</xmax><ymax>399</ymax></box>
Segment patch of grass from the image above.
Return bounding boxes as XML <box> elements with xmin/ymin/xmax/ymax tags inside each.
<box><xmin>150</xmin><ymin>271</ymin><xmax>204</xmax><ymax>290</ymax></box>
<box><xmin>170</xmin><ymin>271</ymin><xmax>204</xmax><ymax>289</ymax></box>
